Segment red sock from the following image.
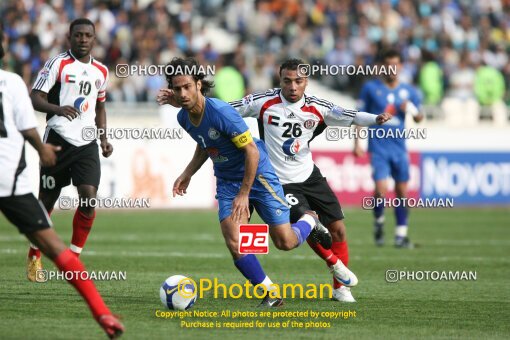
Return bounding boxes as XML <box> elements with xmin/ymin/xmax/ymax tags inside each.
<box><xmin>28</xmin><ymin>209</ymin><xmax>53</xmax><ymax>260</ymax></box>
<box><xmin>332</xmin><ymin>241</ymin><xmax>349</xmax><ymax>266</ymax></box>
<box><xmin>71</xmin><ymin>210</ymin><xmax>96</xmax><ymax>256</ymax></box>
<box><xmin>28</xmin><ymin>246</ymin><xmax>41</xmax><ymax>259</ymax></box>
<box><xmin>307</xmin><ymin>238</ymin><xmax>339</xmax><ymax>267</ymax></box>
<box><xmin>332</xmin><ymin>241</ymin><xmax>349</xmax><ymax>288</ymax></box>
<box><xmin>53</xmin><ymin>249</ymin><xmax>110</xmax><ymax>319</ymax></box>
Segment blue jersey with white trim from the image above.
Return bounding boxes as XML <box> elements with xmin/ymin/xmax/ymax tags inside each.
<box><xmin>358</xmin><ymin>79</ymin><xmax>421</xmax><ymax>155</ymax></box>
<box><xmin>177</xmin><ymin>97</ymin><xmax>273</xmax><ymax>181</ymax></box>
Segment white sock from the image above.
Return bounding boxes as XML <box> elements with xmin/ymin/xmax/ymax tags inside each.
<box><xmin>299</xmin><ymin>214</ymin><xmax>316</xmax><ymax>230</ymax></box>
<box><xmin>260</xmin><ymin>276</ymin><xmax>275</xmax><ymax>292</ymax></box>
<box><xmin>395</xmin><ymin>225</ymin><xmax>408</xmax><ymax>238</ymax></box>
<box><xmin>70</xmin><ymin>244</ymin><xmax>82</xmax><ymax>254</ymax></box>
<box><xmin>376</xmin><ymin>216</ymin><xmax>385</xmax><ymax>224</ymax></box>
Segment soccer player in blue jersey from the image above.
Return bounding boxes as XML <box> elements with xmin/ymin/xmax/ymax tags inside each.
<box><xmin>353</xmin><ymin>49</ymin><xmax>424</xmax><ymax>248</ymax></box>
<box><xmin>161</xmin><ymin>57</ymin><xmax>331</xmax><ymax>306</ymax></box>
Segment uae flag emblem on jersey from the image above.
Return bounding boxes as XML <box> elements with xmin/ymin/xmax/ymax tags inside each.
<box><xmin>65</xmin><ymin>74</ymin><xmax>76</xmax><ymax>83</ymax></box>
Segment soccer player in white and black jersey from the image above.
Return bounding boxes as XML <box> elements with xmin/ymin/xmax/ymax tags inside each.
<box><xmin>0</xmin><ymin>25</ymin><xmax>123</xmax><ymax>338</ymax></box>
<box><xmin>228</xmin><ymin>59</ymin><xmax>391</xmax><ymax>302</ymax></box>
<box><xmin>26</xmin><ymin>18</ymin><xmax>113</xmax><ymax>280</ymax></box>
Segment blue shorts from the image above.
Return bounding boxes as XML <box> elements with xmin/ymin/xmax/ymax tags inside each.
<box><xmin>370</xmin><ymin>152</ymin><xmax>410</xmax><ymax>182</ymax></box>
<box><xmin>216</xmin><ymin>172</ymin><xmax>290</xmax><ymax>226</ymax></box>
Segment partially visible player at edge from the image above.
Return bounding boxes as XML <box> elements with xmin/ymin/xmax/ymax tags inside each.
<box><xmin>229</xmin><ymin>59</ymin><xmax>392</xmax><ymax>302</ymax></box>
<box><xmin>159</xmin><ymin>57</ymin><xmax>332</xmax><ymax>307</ymax></box>
<box><xmin>27</xmin><ymin>18</ymin><xmax>113</xmax><ymax>280</ymax></box>
<box><xmin>0</xmin><ymin>28</ymin><xmax>123</xmax><ymax>338</ymax></box>
<box><xmin>354</xmin><ymin>49</ymin><xmax>424</xmax><ymax>248</ymax></box>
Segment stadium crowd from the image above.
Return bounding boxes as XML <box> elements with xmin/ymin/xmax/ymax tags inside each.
<box><xmin>1</xmin><ymin>0</ymin><xmax>509</xmax><ymax>107</ymax></box>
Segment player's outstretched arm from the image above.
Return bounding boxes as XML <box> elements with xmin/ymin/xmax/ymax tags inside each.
<box><xmin>353</xmin><ymin>125</ymin><xmax>365</xmax><ymax>158</ymax></box>
<box><xmin>231</xmin><ymin>141</ymin><xmax>259</xmax><ymax>223</ymax></box>
<box><xmin>95</xmin><ymin>101</ymin><xmax>113</xmax><ymax>157</ymax></box>
<box><xmin>30</xmin><ymin>90</ymin><xmax>80</xmax><ymax>121</ymax></box>
<box><xmin>352</xmin><ymin>111</ymin><xmax>392</xmax><ymax>126</ymax></box>
<box><xmin>21</xmin><ymin>128</ymin><xmax>61</xmax><ymax>167</ymax></box>
<box><xmin>173</xmin><ymin>144</ymin><xmax>208</xmax><ymax>197</ymax></box>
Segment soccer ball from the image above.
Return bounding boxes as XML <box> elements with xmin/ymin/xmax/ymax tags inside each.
<box><xmin>159</xmin><ymin>275</ymin><xmax>197</xmax><ymax>310</ymax></box>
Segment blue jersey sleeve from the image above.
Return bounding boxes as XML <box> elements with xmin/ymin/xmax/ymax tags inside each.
<box><xmin>214</xmin><ymin>103</ymin><xmax>250</xmax><ymax>139</ymax></box>
<box><xmin>358</xmin><ymin>82</ymin><xmax>371</xmax><ymax>112</ymax></box>
<box><xmin>176</xmin><ymin>109</ymin><xmax>185</xmax><ymax>128</ymax></box>
<box><xmin>409</xmin><ymin>86</ymin><xmax>422</xmax><ymax>108</ymax></box>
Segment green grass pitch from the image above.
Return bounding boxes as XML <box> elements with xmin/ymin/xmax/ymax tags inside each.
<box><xmin>1</xmin><ymin>208</ymin><xmax>509</xmax><ymax>339</ymax></box>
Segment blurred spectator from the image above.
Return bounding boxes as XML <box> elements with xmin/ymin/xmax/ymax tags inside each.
<box><xmin>448</xmin><ymin>51</ymin><xmax>476</xmax><ymax>100</ymax></box>
<box><xmin>419</xmin><ymin>50</ymin><xmax>443</xmax><ymax>105</ymax></box>
<box><xmin>213</xmin><ymin>56</ymin><xmax>245</xmax><ymax>102</ymax></box>
<box><xmin>474</xmin><ymin>64</ymin><xmax>506</xmax><ymax>106</ymax></box>
<box><xmin>0</xmin><ymin>0</ymin><xmax>508</xmax><ymax>108</ymax></box>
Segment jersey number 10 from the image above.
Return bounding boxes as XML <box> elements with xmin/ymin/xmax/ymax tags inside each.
<box><xmin>78</xmin><ymin>81</ymin><xmax>91</xmax><ymax>96</ymax></box>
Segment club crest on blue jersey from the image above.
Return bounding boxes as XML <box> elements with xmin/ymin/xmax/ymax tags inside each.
<box><xmin>398</xmin><ymin>88</ymin><xmax>409</xmax><ymax>100</ymax></box>
<box><xmin>208</xmin><ymin>128</ymin><xmax>220</xmax><ymax>140</ymax></box>
<box><xmin>74</xmin><ymin>97</ymin><xmax>89</xmax><ymax>113</ymax></box>
<box><xmin>282</xmin><ymin>138</ymin><xmax>301</xmax><ymax>156</ymax></box>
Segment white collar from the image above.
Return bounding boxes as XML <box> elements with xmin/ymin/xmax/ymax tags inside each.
<box><xmin>69</xmin><ymin>50</ymin><xmax>92</xmax><ymax>64</ymax></box>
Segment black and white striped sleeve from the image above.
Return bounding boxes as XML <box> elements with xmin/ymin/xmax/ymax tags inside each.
<box><xmin>32</xmin><ymin>53</ymin><xmax>64</xmax><ymax>93</ymax></box>
<box><xmin>229</xmin><ymin>89</ymin><xmax>278</xmax><ymax>119</ymax></box>
<box><xmin>318</xmin><ymin>98</ymin><xmax>357</xmax><ymax>127</ymax></box>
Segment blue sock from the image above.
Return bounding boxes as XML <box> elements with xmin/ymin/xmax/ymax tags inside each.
<box><xmin>234</xmin><ymin>254</ymin><xmax>266</xmax><ymax>285</ymax></box>
<box><xmin>395</xmin><ymin>205</ymin><xmax>408</xmax><ymax>226</ymax></box>
<box><xmin>374</xmin><ymin>197</ymin><xmax>385</xmax><ymax>223</ymax></box>
<box><xmin>394</xmin><ymin>205</ymin><xmax>408</xmax><ymax>241</ymax></box>
<box><xmin>291</xmin><ymin>220</ymin><xmax>313</xmax><ymax>246</ymax></box>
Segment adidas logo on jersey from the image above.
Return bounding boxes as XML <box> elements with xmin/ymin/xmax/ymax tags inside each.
<box><xmin>287</xmin><ymin>112</ymin><xmax>296</xmax><ymax>119</ymax></box>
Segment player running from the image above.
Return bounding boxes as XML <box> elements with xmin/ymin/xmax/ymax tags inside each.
<box><xmin>0</xmin><ymin>33</ymin><xmax>123</xmax><ymax>338</ymax></box>
<box><xmin>353</xmin><ymin>49</ymin><xmax>424</xmax><ymax>248</ymax></box>
<box><xmin>225</xmin><ymin>59</ymin><xmax>391</xmax><ymax>302</ymax></box>
<box><xmin>158</xmin><ymin>57</ymin><xmax>331</xmax><ymax>307</ymax></box>
<box><xmin>27</xmin><ymin>18</ymin><xmax>113</xmax><ymax>280</ymax></box>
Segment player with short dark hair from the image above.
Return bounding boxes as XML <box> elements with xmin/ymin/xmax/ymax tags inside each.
<box><xmin>26</xmin><ymin>18</ymin><xmax>113</xmax><ymax>280</ymax></box>
<box><xmin>0</xmin><ymin>27</ymin><xmax>123</xmax><ymax>339</ymax></box>
<box><xmin>227</xmin><ymin>58</ymin><xmax>392</xmax><ymax>302</ymax></box>
<box><xmin>158</xmin><ymin>57</ymin><xmax>332</xmax><ymax>307</ymax></box>
<box><xmin>354</xmin><ymin>48</ymin><xmax>424</xmax><ymax>248</ymax></box>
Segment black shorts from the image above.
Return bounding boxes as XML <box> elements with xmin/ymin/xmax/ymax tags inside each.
<box><xmin>0</xmin><ymin>194</ymin><xmax>52</xmax><ymax>234</ymax></box>
<box><xmin>282</xmin><ymin>165</ymin><xmax>344</xmax><ymax>225</ymax></box>
<box><xmin>40</xmin><ymin>129</ymin><xmax>100</xmax><ymax>192</ymax></box>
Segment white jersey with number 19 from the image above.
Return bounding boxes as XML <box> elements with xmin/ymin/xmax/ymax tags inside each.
<box><xmin>0</xmin><ymin>69</ymin><xmax>39</xmax><ymax>197</ymax></box>
<box><xmin>32</xmin><ymin>50</ymin><xmax>108</xmax><ymax>147</ymax></box>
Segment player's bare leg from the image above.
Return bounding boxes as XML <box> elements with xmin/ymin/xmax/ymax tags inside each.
<box><xmin>374</xmin><ymin>180</ymin><xmax>388</xmax><ymax>246</ymax></box>
<box><xmin>220</xmin><ymin>215</ymin><xmax>247</xmax><ymax>260</ymax></box>
<box><xmin>269</xmin><ymin>223</ymin><xmax>300</xmax><ymax>250</ymax></box>
<box><xmin>27</xmin><ymin>189</ymin><xmax>61</xmax><ymax>281</ymax></box>
<box><xmin>394</xmin><ymin>181</ymin><xmax>413</xmax><ymax>248</ymax></box>
<box><xmin>70</xmin><ymin>184</ymin><xmax>98</xmax><ymax>256</ymax></box>
<box><xmin>26</xmin><ymin>228</ymin><xmax>124</xmax><ymax>338</ymax></box>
